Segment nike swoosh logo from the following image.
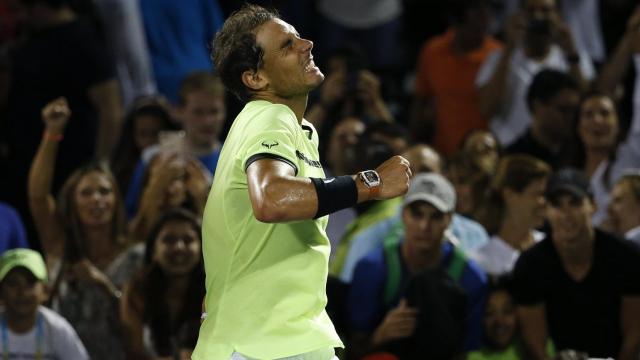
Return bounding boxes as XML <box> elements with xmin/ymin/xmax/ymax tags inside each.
<box><xmin>324</xmin><ymin>178</ymin><xmax>335</xmax><ymax>184</ymax></box>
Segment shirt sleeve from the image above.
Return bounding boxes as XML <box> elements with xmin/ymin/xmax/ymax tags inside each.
<box><xmin>242</xmin><ymin>105</ymin><xmax>300</xmax><ymax>175</ymax></box>
<box><xmin>348</xmin><ymin>251</ymin><xmax>387</xmax><ymax>333</ymax></box>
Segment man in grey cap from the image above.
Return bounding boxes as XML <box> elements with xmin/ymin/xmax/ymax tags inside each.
<box><xmin>347</xmin><ymin>173</ymin><xmax>488</xmax><ymax>356</ymax></box>
<box><xmin>511</xmin><ymin>168</ymin><xmax>640</xmax><ymax>360</ymax></box>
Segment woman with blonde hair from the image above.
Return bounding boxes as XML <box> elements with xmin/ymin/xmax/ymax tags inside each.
<box><xmin>28</xmin><ymin>98</ymin><xmax>141</xmax><ymax>360</ymax></box>
<box><xmin>473</xmin><ymin>154</ymin><xmax>551</xmax><ymax>276</ymax></box>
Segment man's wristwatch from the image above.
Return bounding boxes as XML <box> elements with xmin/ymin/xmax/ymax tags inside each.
<box><xmin>359</xmin><ymin>170</ymin><xmax>381</xmax><ymax>200</ymax></box>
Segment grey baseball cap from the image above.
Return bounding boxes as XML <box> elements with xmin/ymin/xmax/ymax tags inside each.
<box><xmin>403</xmin><ymin>173</ymin><xmax>456</xmax><ymax>213</ymax></box>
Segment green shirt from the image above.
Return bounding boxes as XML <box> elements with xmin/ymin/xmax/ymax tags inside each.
<box><xmin>192</xmin><ymin>100</ymin><xmax>343</xmax><ymax>360</ymax></box>
<box><xmin>467</xmin><ymin>340</ymin><xmax>555</xmax><ymax>360</ymax></box>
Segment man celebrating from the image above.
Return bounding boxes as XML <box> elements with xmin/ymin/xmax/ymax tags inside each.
<box><xmin>193</xmin><ymin>5</ymin><xmax>411</xmax><ymax>360</ymax></box>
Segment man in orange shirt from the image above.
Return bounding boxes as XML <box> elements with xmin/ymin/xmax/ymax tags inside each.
<box><xmin>411</xmin><ymin>0</ymin><xmax>501</xmax><ymax>156</ymax></box>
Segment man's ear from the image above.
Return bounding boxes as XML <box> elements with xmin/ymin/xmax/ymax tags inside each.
<box><xmin>242</xmin><ymin>69</ymin><xmax>268</xmax><ymax>92</ymax></box>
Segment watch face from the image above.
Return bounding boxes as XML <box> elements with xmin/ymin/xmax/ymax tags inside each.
<box><xmin>362</xmin><ymin>170</ymin><xmax>380</xmax><ymax>186</ymax></box>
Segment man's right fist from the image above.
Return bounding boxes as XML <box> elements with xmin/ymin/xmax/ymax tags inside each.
<box><xmin>374</xmin><ymin>155</ymin><xmax>412</xmax><ymax>200</ymax></box>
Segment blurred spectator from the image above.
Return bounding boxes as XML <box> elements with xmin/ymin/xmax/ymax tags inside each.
<box><xmin>125</xmin><ymin>72</ymin><xmax>225</xmax><ymax>219</ymax></box>
<box><xmin>558</xmin><ymin>0</ymin><xmax>605</xmax><ymax>65</ymax></box>
<box><xmin>411</xmin><ymin>0</ymin><xmax>502</xmax><ymax>155</ymax></box>
<box><xmin>0</xmin><ymin>0</ymin><xmax>122</xmax><ymax>242</ymax></box>
<box><xmin>128</xmin><ymin>152</ymin><xmax>209</xmax><ymax>244</ymax></box>
<box><xmin>476</xmin><ymin>0</ymin><xmax>594</xmax><ymax>147</ymax></box>
<box><xmin>139</xmin><ymin>0</ymin><xmax>223</xmax><ymax>103</ymax></box>
<box><xmin>314</xmin><ymin>0</ymin><xmax>403</xmax><ymax>74</ymax></box>
<box><xmin>460</xmin><ymin>129</ymin><xmax>501</xmax><ymax>177</ymax></box>
<box><xmin>93</xmin><ymin>0</ymin><xmax>156</xmax><ymax>107</ymax></box>
<box><xmin>347</xmin><ymin>173</ymin><xmax>487</xmax><ymax>355</ymax></box>
<box><xmin>573</xmin><ymin>89</ymin><xmax>640</xmax><ymax>225</ymax></box>
<box><xmin>597</xmin><ymin>6</ymin><xmax>640</xmax><ymax>95</ymax></box>
<box><xmin>474</xmin><ymin>155</ymin><xmax>551</xmax><ymax>276</ymax></box>
<box><xmin>329</xmin><ymin>139</ymin><xmax>401</xmax><ymax>276</ymax></box>
<box><xmin>606</xmin><ymin>171</ymin><xmax>640</xmax><ymax>246</ymax></box>
<box><xmin>506</xmin><ymin>69</ymin><xmax>580</xmax><ymax>170</ymax></box>
<box><xmin>511</xmin><ymin>168</ymin><xmax>640</xmax><ymax>359</ymax></box>
<box><xmin>111</xmin><ymin>96</ymin><xmax>177</xmax><ymax>193</ymax></box>
<box><xmin>324</xmin><ymin>116</ymin><xmax>365</xmax><ymax>249</ymax></box>
<box><xmin>467</xmin><ymin>276</ymin><xmax>555</xmax><ymax>359</ymax></box>
<box><xmin>363</xmin><ymin>121</ymin><xmax>410</xmax><ymax>155</ymax></box>
<box><xmin>0</xmin><ymin>249</ymin><xmax>89</xmax><ymax>359</ymax></box>
<box><xmin>0</xmin><ymin>202</ymin><xmax>29</xmax><ymax>253</ymax></box>
<box><xmin>447</xmin><ymin>151</ymin><xmax>492</xmax><ymax>218</ymax></box>
<box><xmin>121</xmin><ymin>209</ymin><xmax>204</xmax><ymax>359</ymax></box>
<box><xmin>28</xmin><ymin>98</ymin><xmax>140</xmax><ymax>360</ymax></box>
<box><xmin>306</xmin><ymin>44</ymin><xmax>394</xmax><ymax>140</ymax></box>
<box><xmin>339</xmin><ymin>146</ymin><xmax>490</xmax><ymax>284</ymax></box>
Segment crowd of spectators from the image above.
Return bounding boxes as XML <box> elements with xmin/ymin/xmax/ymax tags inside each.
<box><xmin>0</xmin><ymin>0</ymin><xmax>640</xmax><ymax>359</ymax></box>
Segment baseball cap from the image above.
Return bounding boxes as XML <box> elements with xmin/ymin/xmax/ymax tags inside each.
<box><xmin>0</xmin><ymin>249</ymin><xmax>48</xmax><ymax>283</ymax></box>
<box><xmin>403</xmin><ymin>173</ymin><xmax>456</xmax><ymax>213</ymax></box>
<box><xmin>545</xmin><ymin>168</ymin><xmax>592</xmax><ymax>201</ymax></box>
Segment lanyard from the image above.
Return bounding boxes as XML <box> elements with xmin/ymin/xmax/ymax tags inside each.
<box><xmin>2</xmin><ymin>313</ymin><xmax>44</xmax><ymax>360</ymax></box>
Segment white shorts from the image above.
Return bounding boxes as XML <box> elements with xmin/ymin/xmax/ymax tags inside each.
<box><xmin>229</xmin><ymin>347</ymin><xmax>337</xmax><ymax>360</ymax></box>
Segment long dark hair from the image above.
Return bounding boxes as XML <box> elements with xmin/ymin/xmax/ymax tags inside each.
<box><xmin>111</xmin><ymin>96</ymin><xmax>177</xmax><ymax>192</ymax></box>
<box><xmin>132</xmin><ymin>208</ymin><xmax>205</xmax><ymax>357</ymax></box>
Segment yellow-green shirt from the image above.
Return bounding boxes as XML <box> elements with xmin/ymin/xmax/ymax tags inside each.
<box><xmin>192</xmin><ymin>100</ymin><xmax>343</xmax><ymax>360</ymax></box>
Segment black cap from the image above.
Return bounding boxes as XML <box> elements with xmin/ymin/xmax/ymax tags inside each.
<box><xmin>545</xmin><ymin>168</ymin><xmax>592</xmax><ymax>201</ymax></box>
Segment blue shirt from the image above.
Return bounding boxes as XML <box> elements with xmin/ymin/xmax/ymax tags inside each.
<box><xmin>0</xmin><ymin>203</ymin><xmax>29</xmax><ymax>253</ymax></box>
<box><xmin>139</xmin><ymin>0</ymin><xmax>223</xmax><ymax>103</ymax></box>
<box><xmin>340</xmin><ymin>213</ymin><xmax>489</xmax><ymax>283</ymax></box>
<box><xmin>348</xmin><ymin>240</ymin><xmax>487</xmax><ymax>350</ymax></box>
<box><xmin>125</xmin><ymin>148</ymin><xmax>221</xmax><ymax>219</ymax></box>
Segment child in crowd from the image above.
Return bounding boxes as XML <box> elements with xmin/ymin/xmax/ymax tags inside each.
<box><xmin>0</xmin><ymin>248</ymin><xmax>88</xmax><ymax>359</ymax></box>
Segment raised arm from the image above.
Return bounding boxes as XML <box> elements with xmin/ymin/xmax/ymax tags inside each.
<box><xmin>88</xmin><ymin>79</ymin><xmax>123</xmax><ymax>162</ymax></box>
<box><xmin>597</xmin><ymin>7</ymin><xmax>640</xmax><ymax>94</ymax></box>
<box><xmin>477</xmin><ymin>14</ymin><xmax>524</xmax><ymax>119</ymax></box>
<box><xmin>246</xmin><ymin>155</ymin><xmax>411</xmax><ymax>223</ymax></box>
<box><xmin>120</xmin><ymin>279</ymin><xmax>153</xmax><ymax>360</ymax></box>
<box><xmin>28</xmin><ymin>97</ymin><xmax>71</xmax><ymax>264</ymax></box>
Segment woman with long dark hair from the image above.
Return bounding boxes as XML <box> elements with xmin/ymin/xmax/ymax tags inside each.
<box><xmin>121</xmin><ymin>208</ymin><xmax>205</xmax><ymax>360</ymax></box>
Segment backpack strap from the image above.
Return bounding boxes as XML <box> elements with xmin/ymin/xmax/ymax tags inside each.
<box><xmin>446</xmin><ymin>244</ymin><xmax>467</xmax><ymax>283</ymax></box>
<box><xmin>382</xmin><ymin>222</ymin><xmax>404</xmax><ymax>307</ymax></box>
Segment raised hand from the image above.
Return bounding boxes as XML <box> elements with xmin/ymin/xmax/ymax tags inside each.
<box><xmin>372</xmin><ymin>299</ymin><xmax>419</xmax><ymax>346</ymax></box>
<box><xmin>41</xmin><ymin>97</ymin><xmax>71</xmax><ymax>134</ymax></box>
<box><xmin>375</xmin><ymin>155</ymin><xmax>412</xmax><ymax>200</ymax></box>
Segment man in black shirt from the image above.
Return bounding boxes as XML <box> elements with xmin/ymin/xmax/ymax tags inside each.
<box><xmin>505</xmin><ymin>70</ymin><xmax>579</xmax><ymax>170</ymax></box>
<box><xmin>512</xmin><ymin>168</ymin><xmax>640</xmax><ymax>360</ymax></box>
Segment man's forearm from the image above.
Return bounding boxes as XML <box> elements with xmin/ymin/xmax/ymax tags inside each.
<box><xmin>478</xmin><ymin>47</ymin><xmax>513</xmax><ymax>119</ymax></box>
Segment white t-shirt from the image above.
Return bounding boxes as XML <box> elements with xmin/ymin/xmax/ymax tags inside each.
<box><xmin>317</xmin><ymin>0</ymin><xmax>401</xmax><ymax>28</ymax></box>
<box><xmin>473</xmin><ymin>230</ymin><xmax>546</xmax><ymax>276</ymax></box>
<box><xmin>476</xmin><ymin>45</ymin><xmax>595</xmax><ymax>146</ymax></box>
<box><xmin>0</xmin><ymin>306</ymin><xmax>88</xmax><ymax>360</ymax></box>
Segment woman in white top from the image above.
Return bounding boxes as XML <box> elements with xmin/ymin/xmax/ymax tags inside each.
<box><xmin>473</xmin><ymin>155</ymin><xmax>551</xmax><ymax>276</ymax></box>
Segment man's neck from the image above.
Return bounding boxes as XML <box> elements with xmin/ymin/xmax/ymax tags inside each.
<box><xmin>531</xmin><ymin>123</ymin><xmax>561</xmax><ymax>153</ymax></box>
<box><xmin>524</xmin><ymin>39</ymin><xmax>552</xmax><ymax>61</ymax></box>
<box><xmin>402</xmin><ymin>241</ymin><xmax>443</xmax><ymax>274</ymax></box>
<box><xmin>584</xmin><ymin>147</ymin><xmax>609</xmax><ymax>177</ymax></box>
<box><xmin>5</xmin><ymin>311</ymin><xmax>38</xmax><ymax>335</ymax></box>
<box><xmin>554</xmin><ymin>229</ymin><xmax>595</xmax><ymax>280</ymax></box>
<box><xmin>253</xmin><ymin>93</ymin><xmax>308</xmax><ymax>123</ymax></box>
<box><xmin>451</xmin><ymin>28</ymin><xmax>483</xmax><ymax>54</ymax></box>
